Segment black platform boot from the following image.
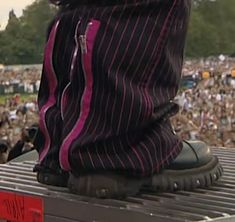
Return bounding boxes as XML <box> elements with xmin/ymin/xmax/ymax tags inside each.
<box><xmin>67</xmin><ymin>141</ymin><xmax>222</xmax><ymax>198</ymax></box>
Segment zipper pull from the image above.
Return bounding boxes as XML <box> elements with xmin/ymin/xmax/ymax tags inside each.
<box><xmin>79</xmin><ymin>35</ymin><xmax>87</xmax><ymax>54</ymax></box>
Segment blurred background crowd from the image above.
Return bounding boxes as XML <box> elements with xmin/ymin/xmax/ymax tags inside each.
<box><xmin>0</xmin><ymin>65</ymin><xmax>41</xmax><ymax>94</ymax></box>
<box><xmin>0</xmin><ymin>65</ymin><xmax>39</xmax><ymax>163</ymax></box>
<box><xmin>172</xmin><ymin>56</ymin><xmax>235</xmax><ymax>148</ymax></box>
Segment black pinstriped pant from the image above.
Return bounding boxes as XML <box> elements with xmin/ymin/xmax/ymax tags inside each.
<box><xmin>35</xmin><ymin>0</ymin><xmax>191</xmax><ymax>176</ymax></box>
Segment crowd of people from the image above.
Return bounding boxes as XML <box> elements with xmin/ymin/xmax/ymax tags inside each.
<box><xmin>0</xmin><ymin>57</ymin><xmax>234</xmax><ymax>163</ymax></box>
<box><xmin>172</xmin><ymin>56</ymin><xmax>235</xmax><ymax>148</ymax></box>
<box><xmin>0</xmin><ymin>65</ymin><xmax>41</xmax><ymax>94</ymax></box>
<box><xmin>0</xmin><ymin>93</ymin><xmax>38</xmax><ymax>163</ymax></box>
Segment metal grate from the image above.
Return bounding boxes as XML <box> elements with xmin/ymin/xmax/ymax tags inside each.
<box><xmin>0</xmin><ymin>147</ymin><xmax>235</xmax><ymax>222</ymax></box>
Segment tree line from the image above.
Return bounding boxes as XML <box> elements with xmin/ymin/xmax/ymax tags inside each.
<box><xmin>0</xmin><ymin>0</ymin><xmax>235</xmax><ymax>65</ymax></box>
<box><xmin>0</xmin><ymin>0</ymin><xmax>56</xmax><ymax>65</ymax></box>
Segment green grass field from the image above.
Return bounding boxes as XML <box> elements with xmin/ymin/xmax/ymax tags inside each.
<box><xmin>0</xmin><ymin>94</ymin><xmax>37</xmax><ymax>105</ymax></box>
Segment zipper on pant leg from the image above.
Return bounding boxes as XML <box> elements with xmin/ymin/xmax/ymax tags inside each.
<box><xmin>60</xmin><ymin>21</ymin><xmax>81</xmax><ymax>120</ymax></box>
<box><xmin>79</xmin><ymin>21</ymin><xmax>92</xmax><ymax>81</ymax></box>
<box><xmin>60</xmin><ymin>19</ymin><xmax>101</xmax><ymax>171</ymax></box>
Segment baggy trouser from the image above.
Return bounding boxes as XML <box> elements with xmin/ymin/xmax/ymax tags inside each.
<box><xmin>36</xmin><ymin>0</ymin><xmax>191</xmax><ymax>176</ymax></box>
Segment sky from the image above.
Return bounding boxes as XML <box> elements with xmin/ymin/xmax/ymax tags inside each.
<box><xmin>0</xmin><ymin>0</ymin><xmax>35</xmax><ymax>30</ymax></box>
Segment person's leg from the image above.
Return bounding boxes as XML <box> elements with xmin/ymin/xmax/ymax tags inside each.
<box><xmin>58</xmin><ymin>0</ymin><xmax>187</xmax><ymax>173</ymax></box>
<box><xmin>62</xmin><ymin>0</ymin><xmax>222</xmax><ymax>197</ymax></box>
<box><xmin>33</xmin><ymin>15</ymin><xmax>80</xmax><ymax>186</ymax></box>
<box><xmin>35</xmin><ymin>0</ymin><xmax>223</xmax><ymax>197</ymax></box>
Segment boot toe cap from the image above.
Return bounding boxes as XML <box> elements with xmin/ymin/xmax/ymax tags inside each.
<box><xmin>167</xmin><ymin>140</ymin><xmax>213</xmax><ymax>170</ymax></box>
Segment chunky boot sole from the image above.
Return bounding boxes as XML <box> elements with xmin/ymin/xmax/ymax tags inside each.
<box><xmin>37</xmin><ymin>171</ymin><xmax>69</xmax><ymax>187</ymax></box>
<box><xmin>68</xmin><ymin>156</ymin><xmax>223</xmax><ymax>198</ymax></box>
<box><xmin>143</xmin><ymin>156</ymin><xmax>223</xmax><ymax>192</ymax></box>
<box><xmin>68</xmin><ymin>173</ymin><xmax>150</xmax><ymax>199</ymax></box>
